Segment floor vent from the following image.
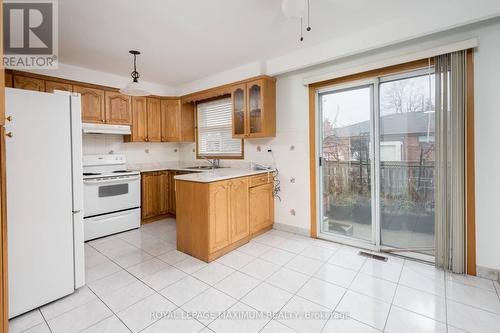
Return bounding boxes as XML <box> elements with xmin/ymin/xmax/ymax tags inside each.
<box><xmin>358</xmin><ymin>251</ymin><xmax>388</xmax><ymax>262</ymax></box>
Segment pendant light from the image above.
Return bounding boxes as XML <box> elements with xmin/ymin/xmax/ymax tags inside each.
<box><xmin>120</xmin><ymin>50</ymin><xmax>150</xmax><ymax>96</ymax></box>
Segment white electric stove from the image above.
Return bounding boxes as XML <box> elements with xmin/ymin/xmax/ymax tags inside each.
<box><xmin>83</xmin><ymin>155</ymin><xmax>141</xmax><ymax>241</ymax></box>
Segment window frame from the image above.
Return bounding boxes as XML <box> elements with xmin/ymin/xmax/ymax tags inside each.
<box><xmin>195</xmin><ymin>95</ymin><xmax>244</xmax><ymax>160</ymax></box>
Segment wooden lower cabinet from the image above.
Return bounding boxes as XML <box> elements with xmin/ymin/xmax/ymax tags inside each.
<box><xmin>209</xmin><ymin>181</ymin><xmax>232</xmax><ymax>253</ymax></box>
<box><xmin>249</xmin><ymin>182</ymin><xmax>274</xmax><ymax>234</ymax></box>
<box><xmin>141</xmin><ymin>171</ymin><xmax>170</xmax><ymax>223</ymax></box>
<box><xmin>176</xmin><ymin>173</ymin><xmax>273</xmax><ymax>262</ymax></box>
<box><xmin>229</xmin><ymin>177</ymin><xmax>249</xmax><ymax>243</ymax></box>
<box><xmin>158</xmin><ymin>172</ymin><xmax>169</xmax><ymax>215</ymax></box>
<box><xmin>141</xmin><ymin>173</ymin><xmax>157</xmax><ymax>220</ymax></box>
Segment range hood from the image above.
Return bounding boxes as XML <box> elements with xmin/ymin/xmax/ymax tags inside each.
<box><xmin>82</xmin><ymin>123</ymin><xmax>131</xmax><ymax>135</ymax></box>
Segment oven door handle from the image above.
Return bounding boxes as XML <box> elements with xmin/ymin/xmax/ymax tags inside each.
<box><xmin>83</xmin><ymin>176</ymin><xmax>140</xmax><ymax>185</ymax></box>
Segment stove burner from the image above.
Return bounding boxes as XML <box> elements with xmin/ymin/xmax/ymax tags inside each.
<box><xmin>83</xmin><ymin>172</ymin><xmax>101</xmax><ymax>176</ymax></box>
<box><xmin>112</xmin><ymin>170</ymin><xmax>130</xmax><ymax>173</ymax></box>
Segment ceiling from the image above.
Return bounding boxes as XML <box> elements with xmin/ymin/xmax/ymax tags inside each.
<box><xmin>59</xmin><ymin>0</ymin><xmax>498</xmax><ymax>87</ymax></box>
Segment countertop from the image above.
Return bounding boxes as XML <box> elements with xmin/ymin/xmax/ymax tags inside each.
<box><xmin>127</xmin><ymin>161</ymin><xmax>274</xmax><ymax>183</ymax></box>
<box><xmin>174</xmin><ymin>168</ymin><xmax>272</xmax><ymax>183</ymax></box>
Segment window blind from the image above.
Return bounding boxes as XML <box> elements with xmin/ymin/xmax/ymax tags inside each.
<box><xmin>197</xmin><ymin>98</ymin><xmax>242</xmax><ymax>156</ymax></box>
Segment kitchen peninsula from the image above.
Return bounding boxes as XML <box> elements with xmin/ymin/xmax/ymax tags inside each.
<box><xmin>175</xmin><ymin>169</ymin><xmax>275</xmax><ymax>262</ymax></box>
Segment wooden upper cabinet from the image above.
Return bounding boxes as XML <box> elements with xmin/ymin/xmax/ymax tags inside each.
<box><xmin>130</xmin><ymin>97</ymin><xmax>147</xmax><ymax>142</ymax></box>
<box><xmin>161</xmin><ymin>99</ymin><xmax>180</xmax><ymax>142</ymax></box>
<box><xmin>209</xmin><ymin>182</ymin><xmax>231</xmax><ymax>253</ymax></box>
<box><xmin>13</xmin><ymin>75</ymin><xmax>44</xmax><ymax>92</ymax></box>
<box><xmin>146</xmin><ymin>97</ymin><xmax>162</xmax><ymax>142</ymax></box>
<box><xmin>45</xmin><ymin>80</ymin><xmax>72</xmax><ymax>93</ymax></box>
<box><xmin>180</xmin><ymin>102</ymin><xmax>195</xmax><ymax>142</ymax></box>
<box><xmin>73</xmin><ymin>85</ymin><xmax>105</xmax><ymax>123</ymax></box>
<box><xmin>232</xmin><ymin>84</ymin><xmax>246</xmax><ymax>138</ymax></box>
<box><xmin>231</xmin><ymin>77</ymin><xmax>275</xmax><ymax>138</ymax></box>
<box><xmin>249</xmin><ymin>182</ymin><xmax>274</xmax><ymax>234</ymax></box>
<box><xmin>229</xmin><ymin>178</ymin><xmax>249</xmax><ymax>242</ymax></box>
<box><xmin>105</xmin><ymin>91</ymin><xmax>131</xmax><ymax>125</ymax></box>
<box><xmin>160</xmin><ymin>99</ymin><xmax>195</xmax><ymax>142</ymax></box>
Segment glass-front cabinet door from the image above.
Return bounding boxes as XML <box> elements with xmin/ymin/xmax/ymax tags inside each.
<box><xmin>247</xmin><ymin>80</ymin><xmax>263</xmax><ymax>137</ymax></box>
<box><xmin>231</xmin><ymin>84</ymin><xmax>246</xmax><ymax>138</ymax></box>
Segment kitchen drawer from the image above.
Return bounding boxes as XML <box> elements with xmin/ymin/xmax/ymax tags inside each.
<box><xmin>249</xmin><ymin>173</ymin><xmax>271</xmax><ymax>187</ymax></box>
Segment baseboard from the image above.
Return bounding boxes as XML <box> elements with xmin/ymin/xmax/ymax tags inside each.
<box><xmin>141</xmin><ymin>213</ymin><xmax>174</xmax><ymax>225</ymax></box>
<box><xmin>273</xmin><ymin>222</ymin><xmax>310</xmax><ymax>237</ymax></box>
<box><xmin>476</xmin><ymin>265</ymin><xmax>499</xmax><ymax>281</ymax></box>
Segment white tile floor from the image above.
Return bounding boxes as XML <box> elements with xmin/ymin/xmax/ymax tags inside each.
<box><xmin>9</xmin><ymin>218</ymin><xmax>500</xmax><ymax>333</ymax></box>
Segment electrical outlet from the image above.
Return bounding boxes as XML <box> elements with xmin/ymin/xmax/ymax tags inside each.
<box><xmin>290</xmin><ymin>145</ymin><xmax>295</xmax><ymax>151</ymax></box>
<box><xmin>290</xmin><ymin>209</ymin><xmax>296</xmax><ymax>216</ymax></box>
<box><xmin>145</xmin><ymin>149</ymin><xmax>150</xmax><ymax>154</ymax></box>
<box><xmin>257</xmin><ymin>146</ymin><xmax>261</xmax><ymax>152</ymax></box>
<box><xmin>290</xmin><ymin>177</ymin><xmax>296</xmax><ymax>183</ymax></box>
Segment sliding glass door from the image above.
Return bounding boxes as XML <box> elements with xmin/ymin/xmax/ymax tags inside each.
<box><xmin>318</xmin><ymin>69</ymin><xmax>436</xmax><ymax>260</ymax></box>
<box><xmin>379</xmin><ymin>71</ymin><xmax>436</xmax><ymax>257</ymax></box>
<box><xmin>318</xmin><ymin>82</ymin><xmax>376</xmax><ymax>246</ymax></box>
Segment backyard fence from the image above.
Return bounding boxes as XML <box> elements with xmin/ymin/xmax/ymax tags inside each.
<box><xmin>322</xmin><ymin>159</ymin><xmax>435</xmax><ymax>205</ymax></box>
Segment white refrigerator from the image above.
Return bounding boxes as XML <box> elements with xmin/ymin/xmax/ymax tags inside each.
<box><xmin>5</xmin><ymin>88</ymin><xmax>85</xmax><ymax>318</ymax></box>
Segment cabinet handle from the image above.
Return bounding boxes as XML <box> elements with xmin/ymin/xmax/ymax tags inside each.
<box><xmin>6</xmin><ymin>132</ymin><xmax>13</xmax><ymax>138</ymax></box>
<box><xmin>6</xmin><ymin>116</ymin><xmax>12</xmax><ymax>122</ymax></box>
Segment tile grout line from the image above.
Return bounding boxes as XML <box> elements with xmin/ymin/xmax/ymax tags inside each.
<box><xmin>186</xmin><ymin>235</ymin><xmax>336</xmax><ymax>332</ymax></box>
<box><xmin>257</xmin><ymin>261</ymin><xmax>326</xmax><ymax>333</ymax></box>
<box><xmin>82</xmin><ymin>222</ymin><xmax>500</xmax><ymax>333</ymax></box>
<box><xmin>37</xmin><ymin>309</ymin><xmax>53</xmax><ymax>333</ymax></box>
<box><xmin>83</xmin><ymin>287</ymin><xmax>133</xmax><ymax>333</ymax></box>
<box><xmin>382</xmin><ymin>258</ymin><xmax>406</xmax><ymax>332</ymax></box>
<box><xmin>444</xmin><ymin>270</ymin><xmax>449</xmax><ymax>333</ymax></box>
<box><xmin>326</xmin><ymin>254</ymin><xmax>371</xmax><ymax>331</ymax></box>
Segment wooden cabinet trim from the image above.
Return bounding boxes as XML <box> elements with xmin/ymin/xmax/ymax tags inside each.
<box><xmin>105</xmin><ymin>91</ymin><xmax>131</xmax><ymax>125</ymax></box>
<box><xmin>73</xmin><ymin>85</ymin><xmax>105</xmax><ymax>124</ymax></box>
<box><xmin>13</xmin><ymin>75</ymin><xmax>45</xmax><ymax>92</ymax></box>
<box><xmin>45</xmin><ymin>80</ymin><xmax>72</xmax><ymax>93</ymax></box>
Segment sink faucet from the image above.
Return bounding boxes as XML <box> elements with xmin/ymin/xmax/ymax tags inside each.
<box><xmin>200</xmin><ymin>157</ymin><xmax>220</xmax><ymax>169</ymax></box>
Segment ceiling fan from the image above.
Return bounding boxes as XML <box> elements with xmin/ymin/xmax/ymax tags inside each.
<box><xmin>281</xmin><ymin>0</ymin><xmax>312</xmax><ymax>41</ymax></box>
